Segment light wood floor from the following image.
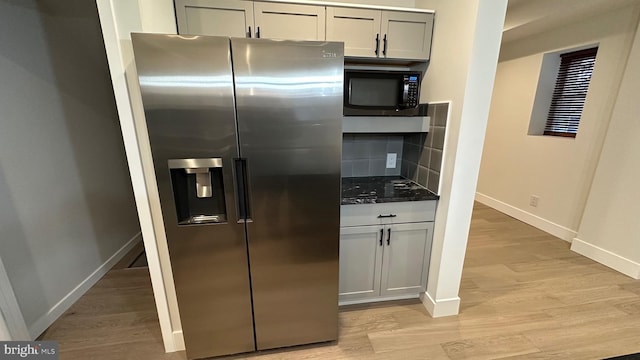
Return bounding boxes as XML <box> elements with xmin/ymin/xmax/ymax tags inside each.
<box><xmin>41</xmin><ymin>202</ymin><xmax>640</xmax><ymax>359</ymax></box>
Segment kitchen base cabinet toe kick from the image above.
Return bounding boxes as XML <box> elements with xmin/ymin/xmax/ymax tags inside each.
<box><xmin>338</xmin><ymin>201</ymin><xmax>436</xmax><ymax>305</ymax></box>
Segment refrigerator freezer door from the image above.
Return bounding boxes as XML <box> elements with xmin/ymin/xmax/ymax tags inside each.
<box><xmin>131</xmin><ymin>34</ymin><xmax>255</xmax><ymax>359</ymax></box>
<box><xmin>231</xmin><ymin>38</ymin><xmax>344</xmax><ymax>350</ymax></box>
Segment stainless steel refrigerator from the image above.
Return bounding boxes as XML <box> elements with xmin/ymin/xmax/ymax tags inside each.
<box><xmin>131</xmin><ymin>33</ymin><xmax>343</xmax><ymax>359</ymax></box>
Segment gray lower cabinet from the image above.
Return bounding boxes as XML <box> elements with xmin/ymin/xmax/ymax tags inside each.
<box><xmin>381</xmin><ymin>222</ymin><xmax>433</xmax><ymax>297</ymax></box>
<box><xmin>339</xmin><ymin>201</ymin><xmax>435</xmax><ymax>305</ymax></box>
<box><xmin>339</xmin><ymin>225</ymin><xmax>384</xmax><ymax>302</ymax></box>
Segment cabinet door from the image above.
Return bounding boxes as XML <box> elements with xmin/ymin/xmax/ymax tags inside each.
<box><xmin>326</xmin><ymin>7</ymin><xmax>381</xmax><ymax>58</ymax></box>
<box><xmin>175</xmin><ymin>0</ymin><xmax>253</xmax><ymax>38</ymax></box>
<box><xmin>339</xmin><ymin>226</ymin><xmax>384</xmax><ymax>302</ymax></box>
<box><xmin>253</xmin><ymin>2</ymin><xmax>325</xmax><ymax>41</ymax></box>
<box><xmin>380</xmin><ymin>222</ymin><xmax>433</xmax><ymax>297</ymax></box>
<box><xmin>381</xmin><ymin>11</ymin><xmax>434</xmax><ymax>60</ymax></box>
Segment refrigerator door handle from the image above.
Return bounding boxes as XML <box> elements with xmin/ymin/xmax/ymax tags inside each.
<box><xmin>233</xmin><ymin>158</ymin><xmax>252</xmax><ymax>222</ymax></box>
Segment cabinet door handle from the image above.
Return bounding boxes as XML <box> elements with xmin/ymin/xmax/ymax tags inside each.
<box><xmin>375</xmin><ymin>33</ymin><xmax>380</xmax><ymax>56</ymax></box>
<box><xmin>379</xmin><ymin>228</ymin><xmax>384</xmax><ymax>246</ymax></box>
<box><xmin>387</xmin><ymin>228</ymin><xmax>391</xmax><ymax>245</ymax></box>
<box><xmin>256</xmin><ymin>26</ymin><xmax>261</xmax><ymax>38</ymax></box>
<box><xmin>377</xmin><ymin>214</ymin><xmax>396</xmax><ymax>218</ymax></box>
<box><xmin>382</xmin><ymin>34</ymin><xmax>388</xmax><ymax>56</ymax></box>
<box><xmin>248</xmin><ymin>26</ymin><xmax>252</xmax><ymax>38</ymax></box>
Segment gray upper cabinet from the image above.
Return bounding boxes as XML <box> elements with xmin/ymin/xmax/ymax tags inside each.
<box><xmin>175</xmin><ymin>0</ymin><xmax>325</xmax><ymax>40</ymax></box>
<box><xmin>326</xmin><ymin>7</ymin><xmax>381</xmax><ymax>58</ymax></box>
<box><xmin>253</xmin><ymin>2</ymin><xmax>325</xmax><ymax>41</ymax></box>
<box><xmin>175</xmin><ymin>1</ymin><xmax>433</xmax><ymax>60</ymax></box>
<box><xmin>381</xmin><ymin>11</ymin><xmax>434</xmax><ymax>60</ymax></box>
<box><xmin>326</xmin><ymin>6</ymin><xmax>434</xmax><ymax>60</ymax></box>
<box><xmin>175</xmin><ymin>0</ymin><xmax>254</xmax><ymax>38</ymax></box>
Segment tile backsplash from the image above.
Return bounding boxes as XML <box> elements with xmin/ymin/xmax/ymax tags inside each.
<box><xmin>401</xmin><ymin>102</ymin><xmax>449</xmax><ymax>194</ymax></box>
<box><xmin>341</xmin><ymin>102</ymin><xmax>449</xmax><ymax>194</ymax></box>
<box><xmin>342</xmin><ymin>134</ymin><xmax>404</xmax><ymax>177</ymax></box>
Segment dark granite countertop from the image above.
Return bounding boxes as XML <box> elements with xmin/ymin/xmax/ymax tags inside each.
<box><xmin>342</xmin><ymin>176</ymin><xmax>439</xmax><ymax>205</ymax></box>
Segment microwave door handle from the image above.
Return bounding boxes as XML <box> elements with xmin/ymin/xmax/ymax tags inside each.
<box><xmin>403</xmin><ymin>83</ymin><xmax>409</xmax><ymax>104</ymax></box>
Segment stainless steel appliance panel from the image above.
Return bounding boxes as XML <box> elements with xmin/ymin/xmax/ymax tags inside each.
<box><xmin>343</xmin><ymin>69</ymin><xmax>422</xmax><ymax>116</ymax></box>
<box><xmin>131</xmin><ymin>34</ymin><xmax>255</xmax><ymax>359</ymax></box>
<box><xmin>231</xmin><ymin>38</ymin><xmax>343</xmax><ymax>350</ymax></box>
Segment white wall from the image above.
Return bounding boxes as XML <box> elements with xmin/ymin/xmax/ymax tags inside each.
<box><xmin>0</xmin><ymin>0</ymin><xmax>140</xmax><ymax>338</ymax></box>
<box><xmin>476</xmin><ymin>6</ymin><xmax>640</xmax><ymax>241</ymax></box>
<box><xmin>571</xmin><ymin>19</ymin><xmax>640</xmax><ymax>279</ymax></box>
<box><xmin>415</xmin><ymin>0</ymin><xmax>507</xmax><ymax>317</ymax></box>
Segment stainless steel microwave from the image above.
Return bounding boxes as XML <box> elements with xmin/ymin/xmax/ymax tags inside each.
<box><xmin>344</xmin><ymin>70</ymin><xmax>421</xmax><ymax>116</ymax></box>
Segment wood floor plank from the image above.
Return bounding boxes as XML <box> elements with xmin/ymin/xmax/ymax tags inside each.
<box><xmin>501</xmin><ymin>333</ymin><xmax>640</xmax><ymax>360</ymax></box>
<box><xmin>441</xmin><ymin>334</ymin><xmax>540</xmax><ymax>360</ymax></box>
<box><xmin>367</xmin><ymin>312</ymin><xmax>557</xmax><ymax>354</ymax></box>
<box><xmin>541</xmin><ymin>301</ymin><xmax>629</xmax><ymax>326</ymax></box>
<box><xmin>522</xmin><ymin>314</ymin><xmax>640</xmax><ymax>352</ymax></box>
<box><xmin>365</xmin><ymin>344</ymin><xmax>450</xmax><ymax>360</ymax></box>
<box><xmin>552</xmin><ymin>284</ymin><xmax>638</xmax><ymax>306</ymax></box>
<box><xmin>40</xmin><ymin>202</ymin><xmax>640</xmax><ymax>360</ymax></box>
<box><xmin>612</xmin><ymin>297</ymin><xmax>640</xmax><ymax>315</ymax></box>
<box><xmin>620</xmin><ymin>281</ymin><xmax>640</xmax><ymax>295</ymax></box>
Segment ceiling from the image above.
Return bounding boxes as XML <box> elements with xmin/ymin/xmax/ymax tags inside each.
<box><xmin>503</xmin><ymin>0</ymin><xmax>639</xmax><ymax>43</ymax></box>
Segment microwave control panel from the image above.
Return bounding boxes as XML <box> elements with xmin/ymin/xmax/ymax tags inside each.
<box><xmin>403</xmin><ymin>75</ymin><xmax>420</xmax><ymax>108</ymax></box>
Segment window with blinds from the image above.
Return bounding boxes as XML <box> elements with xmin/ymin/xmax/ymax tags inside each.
<box><xmin>544</xmin><ymin>47</ymin><xmax>598</xmax><ymax>138</ymax></box>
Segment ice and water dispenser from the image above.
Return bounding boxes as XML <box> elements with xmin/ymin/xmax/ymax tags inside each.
<box><xmin>168</xmin><ymin>158</ymin><xmax>227</xmax><ymax>225</ymax></box>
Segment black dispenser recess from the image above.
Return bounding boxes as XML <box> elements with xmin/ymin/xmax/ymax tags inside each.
<box><xmin>168</xmin><ymin>158</ymin><xmax>227</xmax><ymax>225</ymax></box>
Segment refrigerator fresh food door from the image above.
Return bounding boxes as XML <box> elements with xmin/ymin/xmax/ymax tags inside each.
<box><xmin>131</xmin><ymin>34</ymin><xmax>255</xmax><ymax>359</ymax></box>
<box><xmin>231</xmin><ymin>38</ymin><xmax>344</xmax><ymax>350</ymax></box>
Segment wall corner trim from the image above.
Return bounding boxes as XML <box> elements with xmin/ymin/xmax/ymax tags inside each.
<box><xmin>27</xmin><ymin>232</ymin><xmax>142</xmax><ymax>338</ymax></box>
<box><xmin>172</xmin><ymin>330</ymin><xmax>185</xmax><ymax>351</ymax></box>
<box><xmin>420</xmin><ymin>292</ymin><xmax>460</xmax><ymax>318</ymax></box>
<box><xmin>0</xmin><ymin>257</ymin><xmax>29</xmax><ymax>340</ymax></box>
<box><xmin>571</xmin><ymin>238</ymin><xmax>640</xmax><ymax>279</ymax></box>
<box><xmin>475</xmin><ymin>192</ymin><xmax>577</xmax><ymax>242</ymax></box>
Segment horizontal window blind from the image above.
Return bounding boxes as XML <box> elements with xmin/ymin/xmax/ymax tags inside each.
<box><xmin>544</xmin><ymin>47</ymin><xmax>598</xmax><ymax>138</ymax></box>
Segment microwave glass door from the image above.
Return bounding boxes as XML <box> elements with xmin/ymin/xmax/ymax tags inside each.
<box><xmin>349</xmin><ymin>77</ymin><xmax>400</xmax><ymax>107</ymax></box>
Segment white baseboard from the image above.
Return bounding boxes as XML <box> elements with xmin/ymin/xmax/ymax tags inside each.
<box><xmin>475</xmin><ymin>192</ymin><xmax>577</xmax><ymax>241</ymax></box>
<box><xmin>420</xmin><ymin>292</ymin><xmax>460</xmax><ymax>317</ymax></box>
<box><xmin>28</xmin><ymin>232</ymin><xmax>142</xmax><ymax>338</ymax></box>
<box><xmin>172</xmin><ymin>330</ymin><xmax>185</xmax><ymax>351</ymax></box>
<box><xmin>571</xmin><ymin>238</ymin><xmax>640</xmax><ymax>279</ymax></box>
